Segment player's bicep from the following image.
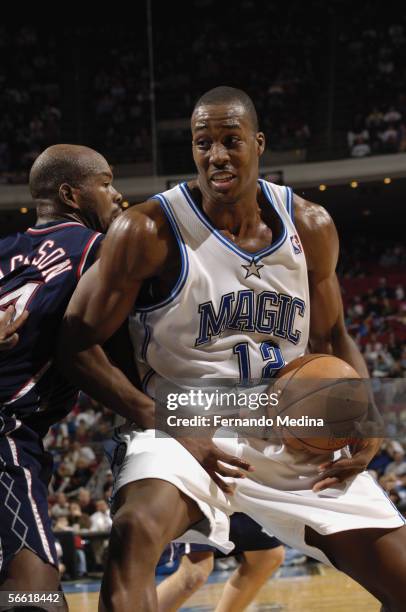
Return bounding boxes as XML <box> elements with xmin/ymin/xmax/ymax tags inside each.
<box><xmin>64</xmin><ymin>260</ymin><xmax>140</xmax><ymax>345</ymax></box>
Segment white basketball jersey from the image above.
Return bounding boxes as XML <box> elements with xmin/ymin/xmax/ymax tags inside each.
<box><xmin>130</xmin><ymin>180</ymin><xmax>310</xmax><ymax>395</ymax></box>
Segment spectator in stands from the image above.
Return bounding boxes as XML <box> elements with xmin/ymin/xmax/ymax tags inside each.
<box><xmin>372</xmin><ymin>352</ymin><xmax>394</xmax><ymax>377</ymax></box>
<box><xmin>68</xmin><ymin>501</ymin><xmax>91</xmax><ymax>531</ymax></box>
<box><xmin>64</xmin><ymin>440</ymin><xmax>96</xmax><ymax>467</ymax></box>
<box><xmin>395</xmin><ymin>284</ymin><xmax>405</xmax><ymax>301</ymax></box>
<box><xmin>368</xmin><ymin>441</ymin><xmax>393</xmax><ymax>476</ymax></box>
<box><xmin>54</xmin><ymin>516</ymin><xmax>70</xmax><ymax>531</ymax></box>
<box><xmin>78</xmin><ymin>487</ymin><xmax>96</xmax><ymax>516</ymax></box>
<box><xmin>90</xmin><ymin>500</ymin><xmax>112</xmax><ymax>569</ymax></box>
<box><xmin>51</xmin><ymin>492</ymin><xmax>70</xmax><ymax>519</ymax></box>
<box><xmin>380</xmin><ymin>123</ymin><xmax>399</xmax><ymax>153</ymax></box>
<box><xmin>350</xmin><ymin>135</ymin><xmax>371</xmax><ymax>157</ymax></box>
<box><xmin>74</xmin><ymin>421</ymin><xmax>91</xmax><ymax>443</ymax></box>
<box><xmin>347</xmin><ymin>114</ymin><xmax>369</xmax><ymax>150</ymax></box>
<box><xmin>385</xmin><ymin>441</ymin><xmax>406</xmax><ymax>477</ymax></box>
<box><xmin>90</xmin><ymin>500</ymin><xmax>112</xmax><ymax>532</ymax></box>
<box><xmin>374</xmin><ymin>277</ymin><xmax>394</xmax><ymax>299</ymax></box>
<box><xmin>64</xmin><ymin>458</ymin><xmax>93</xmax><ymax>494</ymax></box>
<box><xmin>52</xmin><ymin>462</ymin><xmax>75</xmax><ymax>495</ymax></box>
<box><xmin>384</xmin><ymin>106</ymin><xmax>402</xmax><ymax>125</ymax></box>
<box><xmin>366</xmin><ymin>107</ymin><xmax>384</xmax><ymax>134</ymax></box>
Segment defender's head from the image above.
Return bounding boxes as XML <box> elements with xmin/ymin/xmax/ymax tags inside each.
<box><xmin>29</xmin><ymin>144</ymin><xmax>122</xmax><ymax>232</ymax></box>
<box><xmin>191</xmin><ymin>86</ymin><xmax>265</xmax><ymax>205</ymax></box>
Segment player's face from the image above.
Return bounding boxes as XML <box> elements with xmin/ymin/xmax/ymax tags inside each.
<box><xmin>191</xmin><ymin>103</ymin><xmax>265</xmax><ymax>205</ymax></box>
<box><xmin>77</xmin><ymin>157</ymin><xmax>122</xmax><ymax>233</ymax></box>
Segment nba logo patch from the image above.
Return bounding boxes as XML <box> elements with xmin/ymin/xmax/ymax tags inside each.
<box><xmin>290</xmin><ymin>234</ymin><xmax>302</xmax><ymax>255</ymax></box>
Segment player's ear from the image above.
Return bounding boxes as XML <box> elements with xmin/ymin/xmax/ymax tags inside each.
<box><xmin>59</xmin><ymin>183</ymin><xmax>80</xmax><ymax>209</ymax></box>
<box><xmin>256</xmin><ymin>132</ymin><xmax>265</xmax><ymax>157</ymax></box>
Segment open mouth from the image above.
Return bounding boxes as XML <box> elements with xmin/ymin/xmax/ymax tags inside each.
<box><xmin>210</xmin><ymin>172</ymin><xmax>236</xmax><ymax>191</ymax></box>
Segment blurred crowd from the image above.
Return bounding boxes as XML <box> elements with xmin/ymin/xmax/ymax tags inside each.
<box><xmin>2</xmin><ymin>12</ymin><xmax>406</xmax><ymax>180</ymax></box>
<box><xmin>344</xmin><ymin>20</ymin><xmax>406</xmax><ymax>157</ymax></box>
<box><xmin>339</xmin><ymin>241</ymin><xmax>406</xmax><ymax>377</ymax></box>
<box><xmin>369</xmin><ymin>440</ymin><xmax>406</xmax><ymax>515</ymax></box>
<box><xmin>347</xmin><ymin>105</ymin><xmax>406</xmax><ymax>158</ymax></box>
<box><xmin>44</xmin><ymin>396</ymin><xmax>115</xmax><ymax>576</ymax></box>
<box><xmin>0</xmin><ymin>26</ymin><xmax>61</xmax><ymax>182</ymax></box>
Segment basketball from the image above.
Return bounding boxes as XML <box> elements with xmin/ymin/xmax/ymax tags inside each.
<box><xmin>271</xmin><ymin>354</ymin><xmax>369</xmax><ymax>454</ymax></box>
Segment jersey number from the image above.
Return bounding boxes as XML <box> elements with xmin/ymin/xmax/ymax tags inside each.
<box><xmin>233</xmin><ymin>341</ymin><xmax>285</xmax><ymax>383</ymax></box>
<box><xmin>0</xmin><ymin>282</ymin><xmax>41</xmax><ymax>317</ymax></box>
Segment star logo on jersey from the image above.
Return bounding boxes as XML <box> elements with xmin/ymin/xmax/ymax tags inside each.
<box><xmin>241</xmin><ymin>259</ymin><xmax>264</xmax><ymax>279</ymax></box>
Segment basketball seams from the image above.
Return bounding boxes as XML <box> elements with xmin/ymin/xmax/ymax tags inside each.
<box><xmin>273</xmin><ymin>354</ymin><xmax>368</xmax><ymax>453</ymax></box>
<box><xmin>271</xmin><ymin>354</ymin><xmax>328</xmax><ymax>402</ymax></box>
<box><xmin>275</xmin><ymin>377</ymin><xmax>365</xmax><ymax>418</ymax></box>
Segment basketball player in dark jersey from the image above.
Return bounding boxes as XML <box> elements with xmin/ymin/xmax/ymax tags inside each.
<box><xmin>0</xmin><ymin>144</ymin><xmax>123</xmax><ymax>607</ymax></box>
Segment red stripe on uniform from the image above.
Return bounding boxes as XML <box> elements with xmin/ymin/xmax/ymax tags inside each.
<box><xmin>77</xmin><ymin>233</ymin><xmax>101</xmax><ymax>280</ymax></box>
<box><xmin>27</xmin><ymin>222</ymin><xmax>84</xmax><ymax>235</ymax></box>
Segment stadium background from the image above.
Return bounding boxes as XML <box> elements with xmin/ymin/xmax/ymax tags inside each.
<box><xmin>0</xmin><ymin>7</ymin><xmax>405</xmax><ymax>610</ymax></box>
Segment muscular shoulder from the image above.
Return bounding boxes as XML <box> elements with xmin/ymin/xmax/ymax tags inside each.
<box><xmin>100</xmin><ymin>199</ymin><xmax>173</xmax><ymax>283</ymax></box>
<box><xmin>293</xmin><ymin>194</ymin><xmax>339</xmax><ymax>278</ymax></box>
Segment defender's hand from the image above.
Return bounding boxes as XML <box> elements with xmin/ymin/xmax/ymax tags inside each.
<box><xmin>0</xmin><ymin>306</ymin><xmax>29</xmax><ymax>351</ymax></box>
<box><xmin>178</xmin><ymin>437</ymin><xmax>254</xmax><ymax>495</ymax></box>
<box><xmin>313</xmin><ymin>437</ymin><xmax>382</xmax><ymax>492</ymax></box>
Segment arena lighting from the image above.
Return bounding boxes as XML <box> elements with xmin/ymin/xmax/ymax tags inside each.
<box><xmin>383</xmin><ymin>177</ymin><xmax>392</xmax><ymax>184</ymax></box>
<box><xmin>20</xmin><ymin>207</ymin><xmax>28</xmax><ymax>214</ymax></box>
<box><xmin>319</xmin><ymin>184</ymin><xmax>327</xmax><ymax>191</ymax></box>
<box><xmin>350</xmin><ymin>181</ymin><xmax>358</xmax><ymax>188</ymax></box>
<box><xmin>122</xmin><ymin>201</ymin><xmax>130</xmax><ymax>209</ymax></box>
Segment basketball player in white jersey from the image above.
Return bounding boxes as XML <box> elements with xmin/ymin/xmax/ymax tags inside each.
<box><xmin>60</xmin><ymin>87</ymin><xmax>406</xmax><ymax>612</ymax></box>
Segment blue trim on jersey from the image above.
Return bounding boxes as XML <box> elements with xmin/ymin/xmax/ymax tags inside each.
<box><xmin>368</xmin><ymin>472</ymin><xmax>406</xmax><ymax>524</ymax></box>
<box><xmin>140</xmin><ymin>312</ymin><xmax>151</xmax><ymax>361</ymax></box>
<box><xmin>286</xmin><ymin>186</ymin><xmax>294</xmax><ymax>222</ymax></box>
<box><xmin>134</xmin><ymin>195</ymin><xmax>189</xmax><ymax>313</ymax></box>
<box><xmin>180</xmin><ymin>181</ymin><xmax>287</xmax><ymax>263</ymax></box>
<box><xmin>141</xmin><ymin>368</ymin><xmax>156</xmax><ymax>396</ymax></box>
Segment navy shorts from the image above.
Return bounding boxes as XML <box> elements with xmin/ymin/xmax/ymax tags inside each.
<box><xmin>0</xmin><ymin>424</ymin><xmax>58</xmax><ymax>577</ymax></box>
<box><xmin>158</xmin><ymin>512</ymin><xmax>282</xmax><ymax>568</ymax></box>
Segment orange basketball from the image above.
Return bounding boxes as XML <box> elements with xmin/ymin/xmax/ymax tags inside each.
<box><xmin>270</xmin><ymin>354</ymin><xmax>369</xmax><ymax>454</ymax></box>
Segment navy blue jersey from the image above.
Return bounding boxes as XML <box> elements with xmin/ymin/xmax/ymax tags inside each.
<box><xmin>0</xmin><ymin>220</ymin><xmax>103</xmax><ymax>434</ymax></box>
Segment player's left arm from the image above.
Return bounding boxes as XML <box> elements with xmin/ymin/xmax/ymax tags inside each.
<box><xmin>295</xmin><ymin>194</ymin><xmax>382</xmax><ymax>490</ymax></box>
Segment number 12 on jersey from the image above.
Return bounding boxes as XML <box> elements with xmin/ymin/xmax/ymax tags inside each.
<box><xmin>233</xmin><ymin>341</ymin><xmax>285</xmax><ymax>383</ymax></box>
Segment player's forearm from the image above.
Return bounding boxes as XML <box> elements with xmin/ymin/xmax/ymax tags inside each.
<box><xmin>61</xmin><ymin>345</ymin><xmax>155</xmax><ymax>429</ymax></box>
<box><xmin>331</xmin><ymin>329</ymin><xmax>384</xmax><ymax>439</ymax></box>
<box><xmin>331</xmin><ymin>329</ymin><xmax>369</xmax><ymax>378</ymax></box>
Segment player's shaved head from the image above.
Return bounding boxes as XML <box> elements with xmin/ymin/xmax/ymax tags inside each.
<box><xmin>193</xmin><ymin>86</ymin><xmax>259</xmax><ymax>132</ymax></box>
<box><xmin>29</xmin><ymin>144</ymin><xmax>110</xmax><ymax>201</ymax></box>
